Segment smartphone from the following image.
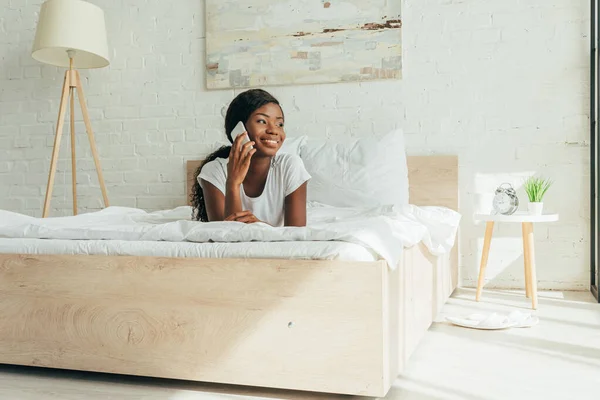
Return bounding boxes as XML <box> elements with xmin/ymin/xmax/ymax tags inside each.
<box><xmin>232</xmin><ymin>121</ymin><xmax>252</xmax><ymax>149</ymax></box>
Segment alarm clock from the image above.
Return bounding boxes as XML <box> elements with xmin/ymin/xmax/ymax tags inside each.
<box><xmin>492</xmin><ymin>183</ymin><xmax>519</xmax><ymax>215</ymax></box>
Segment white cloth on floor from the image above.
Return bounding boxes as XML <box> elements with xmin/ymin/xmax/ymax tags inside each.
<box><xmin>446</xmin><ymin>310</ymin><xmax>538</xmax><ymax>330</ymax></box>
<box><xmin>507</xmin><ymin>310</ymin><xmax>539</xmax><ymax>328</ymax></box>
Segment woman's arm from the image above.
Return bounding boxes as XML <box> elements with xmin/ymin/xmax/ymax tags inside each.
<box><xmin>201</xmin><ymin>179</ymin><xmax>247</xmax><ymax>222</ymax></box>
<box><xmin>224</xmin><ymin>181</ymin><xmax>243</xmax><ymax>218</ymax></box>
<box><xmin>202</xmin><ymin>133</ymin><xmax>255</xmax><ymax>222</ymax></box>
<box><xmin>226</xmin><ymin>133</ymin><xmax>255</xmax><ymax>217</ymax></box>
<box><xmin>284</xmin><ymin>182</ymin><xmax>308</xmax><ymax>227</ymax></box>
<box><xmin>201</xmin><ymin>179</ymin><xmax>226</xmax><ymax>221</ymax></box>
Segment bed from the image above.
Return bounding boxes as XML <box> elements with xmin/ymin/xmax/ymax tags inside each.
<box><xmin>0</xmin><ymin>154</ymin><xmax>458</xmax><ymax>397</ymax></box>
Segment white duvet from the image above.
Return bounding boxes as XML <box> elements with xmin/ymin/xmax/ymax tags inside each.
<box><xmin>0</xmin><ymin>204</ymin><xmax>461</xmax><ymax>270</ymax></box>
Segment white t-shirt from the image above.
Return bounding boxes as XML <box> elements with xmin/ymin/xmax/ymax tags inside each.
<box><xmin>198</xmin><ymin>153</ymin><xmax>311</xmax><ymax>227</ymax></box>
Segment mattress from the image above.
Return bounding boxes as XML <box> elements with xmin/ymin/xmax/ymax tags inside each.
<box><xmin>0</xmin><ymin>238</ymin><xmax>379</xmax><ymax>262</ymax></box>
<box><xmin>0</xmin><ymin>204</ymin><xmax>461</xmax><ymax>268</ymax></box>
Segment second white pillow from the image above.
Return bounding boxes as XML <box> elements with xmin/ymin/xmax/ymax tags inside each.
<box><xmin>298</xmin><ymin>129</ymin><xmax>409</xmax><ymax>208</ymax></box>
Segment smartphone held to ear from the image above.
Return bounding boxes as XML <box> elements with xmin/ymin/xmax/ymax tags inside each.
<box><xmin>232</xmin><ymin>121</ymin><xmax>252</xmax><ymax>149</ymax></box>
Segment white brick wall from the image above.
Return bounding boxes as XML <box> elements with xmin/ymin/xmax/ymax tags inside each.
<box><xmin>0</xmin><ymin>0</ymin><xmax>590</xmax><ymax>290</ymax></box>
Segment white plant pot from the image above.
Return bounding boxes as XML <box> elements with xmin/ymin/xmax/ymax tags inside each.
<box><xmin>528</xmin><ymin>202</ymin><xmax>544</xmax><ymax>215</ymax></box>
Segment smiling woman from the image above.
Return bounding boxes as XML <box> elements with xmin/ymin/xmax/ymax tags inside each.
<box><xmin>190</xmin><ymin>89</ymin><xmax>311</xmax><ymax>227</ymax></box>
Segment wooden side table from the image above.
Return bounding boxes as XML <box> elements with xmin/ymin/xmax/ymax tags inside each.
<box><xmin>474</xmin><ymin>212</ymin><xmax>559</xmax><ymax>309</ymax></box>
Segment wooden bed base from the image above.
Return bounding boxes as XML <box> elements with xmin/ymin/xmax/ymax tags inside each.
<box><xmin>0</xmin><ymin>156</ymin><xmax>458</xmax><ymax>397</ymax></box>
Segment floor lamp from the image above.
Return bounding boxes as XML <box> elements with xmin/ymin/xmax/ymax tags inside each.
<box><xmin>32</xmin><ymin>0</ymin><xmax>110</xmax><ymax>217</ymax></box>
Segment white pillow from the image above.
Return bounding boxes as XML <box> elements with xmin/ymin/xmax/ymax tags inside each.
<box><xmin>299</xmin><ymin>129</ymin><xmax>409</xmax><ymax>208</ymax></box>
<box><xmin>279</xmin><ymin>135</ymin><xmax>306</xmax><ymax>156</ymax></box>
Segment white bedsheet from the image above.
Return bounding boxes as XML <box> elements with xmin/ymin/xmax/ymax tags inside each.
<box><xmin>0</xmin><ymin>238</ymin><xmax>378</xmax><ymax>261</ymax></box>
<box><xmin>0</xmin><ymin>204</ymin><xmax>461</xmax><ymax>269</ymax></box>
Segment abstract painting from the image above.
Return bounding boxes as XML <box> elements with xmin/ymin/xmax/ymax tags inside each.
<box><xmin>205</xmin><ymin>0</ymin><xmax>402</xmax><ymax>89</ymax></box>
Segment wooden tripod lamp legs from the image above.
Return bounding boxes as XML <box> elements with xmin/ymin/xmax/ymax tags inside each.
<box><xmin>70</xmin><ymin>84</ymin><xmax>77</xmax><ymax>215</ymax></box>
<box><xmin>42</xmin><ymin>73</ymin><xmax>70</xmax><ymax>218</ymax></box>
<box><xmin>75</xmin><ymin>71</ymin><xmax>110</xmax><ymax>209</ymax></box>
<box><xmin>42</xmin><ymin>70</ymin><xmax>109</xmax><ymax>218</ymax></box>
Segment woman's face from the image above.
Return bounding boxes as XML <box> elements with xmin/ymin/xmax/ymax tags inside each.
<box><xmin>245</xmin><ymin>103</ymin><xmax>285</xmax><ymax>157</ymax></box>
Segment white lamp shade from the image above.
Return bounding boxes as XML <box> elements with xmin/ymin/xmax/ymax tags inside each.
<box><xmin>32</xmin><ymin>0</ymin><xmax>109</xmax><ymax>69</ymax></box>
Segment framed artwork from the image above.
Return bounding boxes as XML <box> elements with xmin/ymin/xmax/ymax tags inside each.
<box><xmin>205</xmin><ymin>0</ymin><xmax>402</xmax><ymax>89</ymax></box>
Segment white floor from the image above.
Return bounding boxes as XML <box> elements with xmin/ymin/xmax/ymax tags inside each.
<box><xmin>1</xmin><ymin>288</ymin><xmax>598</xmax><ymax>400</ymax></box>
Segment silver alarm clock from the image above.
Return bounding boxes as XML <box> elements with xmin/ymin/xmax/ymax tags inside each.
<box><xmin>492</xmin><ymin>183</ymin><xmax>519</xmax><ymax>215</ymax></box>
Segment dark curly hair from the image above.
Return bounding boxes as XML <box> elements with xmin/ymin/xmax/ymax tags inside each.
<box><xmin>190</xmin><ymin>89</ymin><xmax>283</xmax><ymax>221</ymax></box>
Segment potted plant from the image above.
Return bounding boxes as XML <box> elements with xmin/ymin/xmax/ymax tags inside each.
<box><xmin>524</xmin><ymin>176</ymin><xmax>552</xmax><ymax>215</ymax></box>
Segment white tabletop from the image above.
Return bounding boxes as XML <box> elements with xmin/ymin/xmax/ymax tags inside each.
<box><xmin>473</xmin><ymin>212</ymin><xmax>559</xmax><ymax>223</ymax></box>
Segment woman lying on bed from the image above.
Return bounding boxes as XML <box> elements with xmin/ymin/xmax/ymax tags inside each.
<box><xmin>191</xmin><ymin>89</ymin><xmax>311</xmax><ymax>227</ymax></box>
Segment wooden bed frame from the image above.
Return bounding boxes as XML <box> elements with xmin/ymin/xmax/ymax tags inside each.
<box><xmin>0</xmin><ymin>155</ymin><xmax>458</xmax><ymax>397</ymax></box>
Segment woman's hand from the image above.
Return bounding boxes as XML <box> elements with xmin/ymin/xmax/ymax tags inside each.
<box><xmin>227</xmin><ymin>133</ymin><xmax>256</xmax><ymax>186</ymax></box>
<box><xmin>224</xmin><ymin>210</ymin><xmax>262</xmax><ymax>224</ymax></box>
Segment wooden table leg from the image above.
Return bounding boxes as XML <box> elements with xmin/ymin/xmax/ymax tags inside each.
<box><xmin>522</xmin><ymin>223</ymin><xmax>531</xmax><ymax>298</ymax></box>
<box><xmin>476</xmin><ymin>222</ymin><xmax>494</xmax><ymax>301</ymax></box>
<box><xmin>524</xmin><ymin>222</ymin><xmax>538</xmax><ymax>309</ymax></box>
